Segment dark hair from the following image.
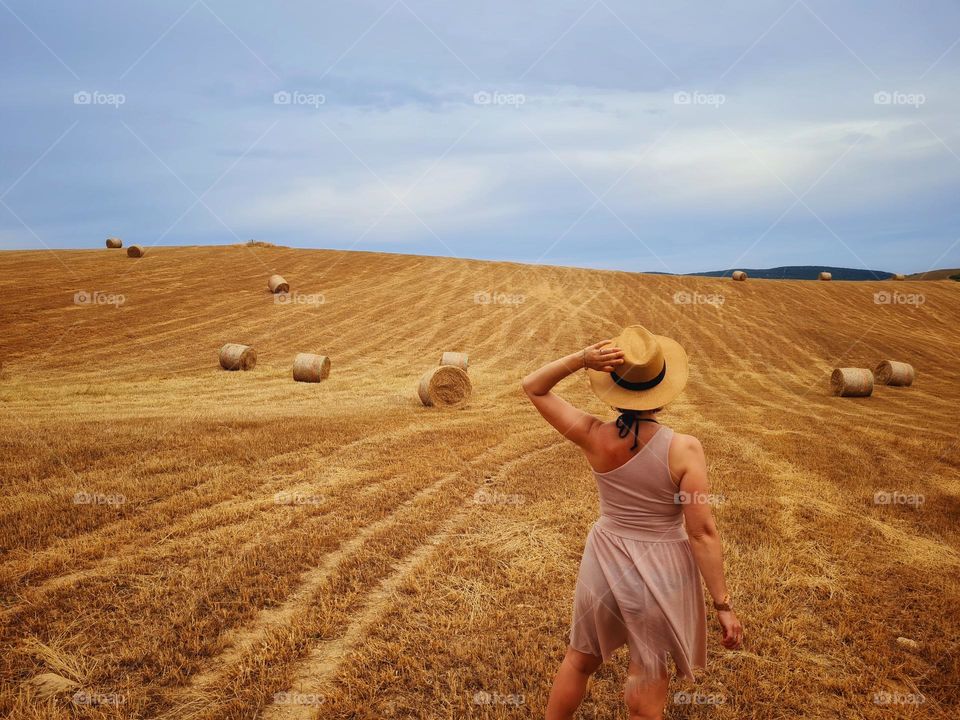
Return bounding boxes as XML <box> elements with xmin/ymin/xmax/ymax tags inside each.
<box><xmin>616</xmin><ymin>407</ymin><xmax>662</xmax><ymax>415</ymax></box>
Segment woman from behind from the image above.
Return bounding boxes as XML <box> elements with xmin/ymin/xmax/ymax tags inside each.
<box><xmin>521</xmin><ymin>325</ymin><xmax>742</xmax><ymax>720</ymax></box>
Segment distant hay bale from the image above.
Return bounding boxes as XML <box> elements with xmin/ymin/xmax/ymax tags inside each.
<box><xmin>127</xmin><ymin>245</ymin><xmax>144</xmax><ymax>258</ymax></box>
<box><xmin>292</xmin><ymin>352</ymin><xmax>330</xmax><ymax>382</ymax></box>
<box><xmin>268</xmin><ymin>274</ymin><xmax>289</xmax><ymax>294</ymax></box>
<box><xmin>219</xmin><ymin>343</ymin><xmax>256</xmax><ymax>371</ymax></box>
<box><xmin>819</xmin><ymin>271</ymin><xmax>832</xmax><ymax>281</ymax></box>
<box><xmin>831</xmin><ymin>368</ymin><xmax>873</xmax><ymax>397</ymax></box>
<box><xmin>893</xmin><ymin>274</ymin><xmax>906</xmax><ymax>281</ymax></box>
<box><xmin>875</xmin><ymin>360</ymin><xmax>915</xmax><ymax>386</ymax></box>
<box><xmin>418</xmin><ymin>365</ymin><xmax>471</xmax><ymax>407</ymax></box>
<box><xmin>105</xmin><ymin>237</ymin><xmax>122</xmax><ymax>249</ymax></box>
<box><xmin>731</xmin><ymin>270</ymin><xmax>747</xmax><ymax>281</ymax></box>
<box><xmin>24</xmin><ymin>673</ymin><xmax>80</xmax><ymax>699</ymax></box>
<box><xmin>439</xmin><ymin>351</ymin><xmax>469</xmax><ymax>370</ymax></box>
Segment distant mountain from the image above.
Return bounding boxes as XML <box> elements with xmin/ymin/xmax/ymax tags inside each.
<box><xmin>685</xmin><ymin>265</ymin><xmax>894</xmax><ymax>281</ymax></box>
<box><xmin>906</xmin><ymin>268</ymin><xmax>960</xmax><ymax>281</ymax></box>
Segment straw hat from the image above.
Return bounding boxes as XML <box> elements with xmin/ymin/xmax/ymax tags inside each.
<box><xmin>586</xmin><ymin>325</ymin><xmax>688</xmax><ymax>410</ymax></box>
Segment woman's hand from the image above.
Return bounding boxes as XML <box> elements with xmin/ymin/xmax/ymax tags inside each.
<box><xmin>582</xmin><ymin>340</ymin><xmax>625</xmax><ymax>373</ymax></box>
<box><xmin>717</xmin><ymin>609</ymin><xmax>743</xmax><ymax>649</ymax></box>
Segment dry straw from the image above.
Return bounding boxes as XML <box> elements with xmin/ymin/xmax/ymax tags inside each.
<box><xmin>292</xmin><ymin>353</ymin><xmax>331</xmax><ymax>382</ymax></box>
<box><xmin>127</xmin><ymin>245</ymin><xmax>144</xmax><ymax>258</ymax></box>
<box><xmin>418</xmin><ymin>365</ymin><xmax>471</xmax><ymax>407</ymax></box>
<box><xmin>731</xmin><ymin>270</ymin><xmax>747</xmax><ymax>281</ymax></box>
<box><xmin>875</xmin><ymin>360</ymin><xmax>915</xmax><ymax>386</ymax></box>
<box><xmin>831</xmin><ymin>368</ymin><xmax>873</xmax><ymax>397</ymax></box>
<box><xmin>819</xmin><ymin>271</ymin><xmax>832</xmax><ymax>281</ymax></box>
<box><xmin>24</xmin><ymin>673</ymin><xmax>79</xmax><ymax>699</ymax></box>
<box><xmin>219</xmin><ymin>343</ymin><xmax>257</xmax><ymax>371</ymax></box>
<box><xmin>268</xmin><ymin>274</ymin><xmax>289</xmax><ymax>293</ymax></box>
<box><xmin>439</xmin><ymin>351</ymin><xmax>469</xmax><ymax>370</ymax></box>
<box><xmin>105</xmin><ymin>237</ymin><xmax>122</xmax><ymax>249</ymax></box>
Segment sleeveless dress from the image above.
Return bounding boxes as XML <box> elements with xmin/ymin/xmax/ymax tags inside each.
<box><xmin>568</xmin><ymin>425</ymin><xmax>707</xmax><ymax>680</ymax></box>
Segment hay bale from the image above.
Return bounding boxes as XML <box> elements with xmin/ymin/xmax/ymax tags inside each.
<box><xmin>418</xmin><ymin>365</ymin><xmax>471</xmax><ymax>407</ymax></box>
<box><xmin>818</xmin><ymin>271</ymin><xmax>832</xmax><ymax>281</ymax></box>
<box><xmin>268</xmin><ymin>274</ymin><xmax>289</xmax><ymax>294</ymax></box>
<box><xmin>893</xmin><ymin>273</ymin><xmax>906</xmax><ymax>281</ymax></box>
<box><xmin>731</xmin><ymin>270</ymin><xmax>747</xmax><ymax>281</ymax></box>
<box><xmin>831</xmin><ymin>368</ymin><xmax>873</xmax><ymax>397</ymax></box>
<box><xmin>875</xmin><ymin>360</ymin><xmax>915</xmax><ymax>386</ymax></box>
<box><xmin>439</xmin><ymin>351</ymin><xmax>469</xmax><ymax>370</ymax></box>
<box><xmin>127</xmin><ymin>245</ymin><xmax>144</xmax><ymax>258</ymax></box>
<box><xmin>105</xmin><ymin>237</ymin><xmax>123</xmax><ymax>249</ymax></box>
<box><xmin>219</xmin><ymin>343</ymin><xmax>256</xmax><ymax>371</ymax></box>
<box><xmin>292</xmin><ymin>353</ymin><xmax>330</xmax><ymax>382</ymax></box>
<box><xmin>24</xmin><ymin>673</ymin><xmax>80</xmax><ymax>699</ymax></box>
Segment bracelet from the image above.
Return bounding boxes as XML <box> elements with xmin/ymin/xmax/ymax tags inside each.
<box><xmin>713</xmin><ymin>593</ymin><xmax>732</xmax><ymax>612</ymax></box>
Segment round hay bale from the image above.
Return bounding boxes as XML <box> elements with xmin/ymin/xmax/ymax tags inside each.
<box><xmin>268</xmin><ymin>274</ymin><xmax>289</xmax><ymax>294</ymax></box>
<box><xmin>875</xmin><ymin>360</ymin><xmax>914</xmax><ymax>386</ymax></box>
<box><xmin>831</xmin><ymin>368</ymin><xmax>873</xmax><ymax>397</ymax></box>
<box><xmin>893</xmin><ymin>273</ymin><xmax>906</xmax><ymax>281</ymax></box>
<box><xmin>731</xmin><ymin>270</ymin><xmax>747</xmax><ymax>281</ymax></box>
<box><xmin>418</xmin><ymin>365</ymin><xmax>471</xmax><ymax>407</ymax></box>
<box><xmin>24</xmin><ymin>673</ymin><xmax>80</xmax><ymax>699</ymax></box>
<box><xmin>439</xmin><ymin>351</ymin><xmax>469</xmax><ymax>370</ymax></box>
<box><xmin>105</xmin><ymin>237</ymin><xmax>123</xmax><ymax>249</ymax></box>
<box><xmin>127</xmin><ymin>245</ymin><xmax>144</xmax><ymax>258</ymax></box>
<box><xmin>818</xmin><ymin>271</ymin><xmax>832</xmax><ymax>281</ymax></box>
<box><xmin>219</xmin><ymin>343</ymin><xmax>256</xmax><ymax>371</ymax></box>
<box><xmin>292</xmin><ymin>352</ymin><xmax>330</xmax><ymax>382</ymax></box>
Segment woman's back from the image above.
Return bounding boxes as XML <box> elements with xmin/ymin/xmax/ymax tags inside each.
<box><xmin>589</xmin><ymin>423</ymin><xmax>686</xmax><ymax>540</ymax></box>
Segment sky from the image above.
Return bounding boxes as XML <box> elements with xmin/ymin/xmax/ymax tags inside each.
<box><xmin>1</xmin><ymin>0</ymin><xmax>959</xmax><ymax>274</ymax></box>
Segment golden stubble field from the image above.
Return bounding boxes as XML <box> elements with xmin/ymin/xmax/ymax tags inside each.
<box><xmin>0</xmin><ymin>244</ymin><xmax>958</xmax><ymax>719</ymax></box>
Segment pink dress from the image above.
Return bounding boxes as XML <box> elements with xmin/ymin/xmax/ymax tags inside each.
<box><xmin>569</xmin><ymin>425</ymin><xmax>707</xmax><ymax>680</ymax></box>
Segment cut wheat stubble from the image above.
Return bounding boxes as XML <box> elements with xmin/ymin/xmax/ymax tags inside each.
<box><xmin>127</xmin><ymin>245</ymin><xmax>144</xmax><ymax>258</ymax></box>
<box><xmin>875</xmin><ymin>360</ymin><xmax>915</xmax><ymax>386</ymax></box>
<box><xmin>219</xmin><ymin>344</ymin><xmax>257</xmax><ymax>371</ymax></box>
<box><xmin>292</xmin><ymin>353</ymin><xmax>331</xmax><ymax>383</ymax></box>
<box><xmin>268</xmin><ymin>274</ymin><xmax>289</xmax><ymax>294</ymax></box>
<box><xmin>418</xmin><ymin>365</ymin><xmax>471</xmax><ymax>407</ymax></box>
<box><xmin>831</xmin><ymin>368</ymin><xmax>873</xmax><ymax>397</ymax></box>
<box><xmin>105</xmin><ymin>237</ymin><xmax>123</xmax><ymax>249</ymax></box>
<box><xmin>439</xmin><ymin>351</ymin><xmax>469</xmax><ymax>370</ymax></box>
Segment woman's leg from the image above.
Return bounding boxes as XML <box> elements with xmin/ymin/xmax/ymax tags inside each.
<box><xmin>545</xmin><ymin>646</ymin><xmax>603</xmax><ymax>720</ymax></box>
<box><xmin>623</xmin><ymin>663</ymin><xmax>669</xmax><ymax>720</ymax></box>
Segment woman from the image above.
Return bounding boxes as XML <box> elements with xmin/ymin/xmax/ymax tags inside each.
<box><xmin>521</xmin><ymin>325</ymin><xmax>742</xmax><ymax>720</ymax></box>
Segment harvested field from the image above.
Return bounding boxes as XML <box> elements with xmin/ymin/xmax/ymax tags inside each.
<box><xmin>0</xmin><ymin>245</ymin><xmax>958</xmax><ymax>719</ymax></box>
